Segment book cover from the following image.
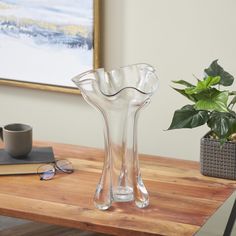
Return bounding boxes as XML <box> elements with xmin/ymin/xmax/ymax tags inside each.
<box><xmin>0</xmin><ymin>147</ymin><xmax>55</xmax><ymax>175</ymax></box>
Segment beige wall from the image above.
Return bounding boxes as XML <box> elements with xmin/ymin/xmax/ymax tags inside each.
<box><xmin>0</xmin><ymin>0</ymin><xmax>236</xmax><ymax>161</ymax></box>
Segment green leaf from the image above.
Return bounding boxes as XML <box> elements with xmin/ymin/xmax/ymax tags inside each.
<box><xmin>204</xmin><ymin>60</ymin><xmax>234</xmax><ymax>86</ymax></box>
<box><xmin>229</xmin><ymin>91</ymin><xmax>236</xmax><ymax>95</ymax></box>
<box><xmin>229</xmin><ymin>117</ymin><xmax>236</xmax><ymax>135</ymax></box>
<box><xmin>172</xmin><ymin>80</ymin><xmax>194</xmax><ymax>87</ymax></box>
<box><xmin>207</xmin><ymin>112</ymin><xmax>236</xmax><ymax>140</ymax></box>
<box><xmin>229</xmin><ymin>110</ymin><xmax>236</xmax><ymax>118</ymax></box>
<box><xmin>168</xmin><ymin>105</ymin><xmax>209</xmax><ymax>130</ymax></box>
<box><xmin>172</xmin><ymin>87</ymin><xmax>197</xmax><ymax>102</ymax></box>
<box><xmin>203</xmin><ymin>76</ymin><xmax>221</xmax><ymax>87</ymax></box>
<box><xmin>228</xmin><ymin>92</ymin><xmax>236</xmax><ymax>108</ymax></box>
<box><xmin>194</xmin><ymin>90</ymin><xmax>229</xmax><ymax>112</ymax></box>
<box><xmin>229</xmin><ymin>95</ymin><xmax>236</xmax><ymax>108</ymax></box>
<box><xmin>185</xmin><ymin>76</ymin><xmax>220</xmax><ymax>95</ymax></box>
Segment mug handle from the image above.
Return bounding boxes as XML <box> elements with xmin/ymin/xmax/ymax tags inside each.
<box><xmin>0</xmin><ymin>127</ymin><xmax>3</xmax><ymax>140</ymax></box>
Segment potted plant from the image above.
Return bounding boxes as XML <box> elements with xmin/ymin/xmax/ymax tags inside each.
<box><xmin>168</xmin><ymin>60</ymin><xmax>236</xmax><ymax>180</ymax></box>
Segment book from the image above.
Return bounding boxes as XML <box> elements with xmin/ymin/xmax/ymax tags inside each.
<box><xmin>0</xmin><ymin>147</ymin><xmax>55</xmax><ymax>175</ymax></box>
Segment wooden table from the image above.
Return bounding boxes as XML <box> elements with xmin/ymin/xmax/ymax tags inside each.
<box><xmin>0</xmin><ymin>142</ymin><xmax>235</xmax><ymax>236</ymax></box>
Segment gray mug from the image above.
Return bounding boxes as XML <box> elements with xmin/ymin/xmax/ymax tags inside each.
<box><xmin>0</xmin><ymin>123</ymin><xmax>32</xmax><ymax>158</ymax></box>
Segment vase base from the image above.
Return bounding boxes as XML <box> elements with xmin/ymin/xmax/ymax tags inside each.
<box><xmin>94</xmin><ymin>203</ymin><xmax>111</xmax><ymax>211</ymax></box>
<box><xmin>112</xmin><ymin>186</ymin><xmax>134</xmax><ymax>202</ymax></box>
<box><xmin>135</xmin><ymin>199</ymin><xmax>149</xmax><ymax>208</ymax></box>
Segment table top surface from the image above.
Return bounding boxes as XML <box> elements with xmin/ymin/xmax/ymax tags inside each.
<box><xmin>0</xmin><ymin>142</ymin><xmax>235</xmax><ymax>236</ymax></box>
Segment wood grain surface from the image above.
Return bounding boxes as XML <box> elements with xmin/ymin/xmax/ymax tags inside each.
<box><xmin>0</xmin><ymin>142</ymin><xmax>235</xmax><ymax>236</ymax></box>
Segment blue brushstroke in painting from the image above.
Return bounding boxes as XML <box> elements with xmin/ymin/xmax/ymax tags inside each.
<box><xmin>0</xmin><ymin>0</ymin><xmax>93</xmax><ymax>49</ymax></box>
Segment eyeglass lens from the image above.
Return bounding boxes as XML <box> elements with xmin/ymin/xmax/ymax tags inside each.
<box><xmin>56</xmin><ymin>159</ymin><xmax>73</xmax><ymax>173</ymax></box>
<box><xmin>38</xmin><ymin>164</ymin><xmax>55</xmax><ymax>180</ymax></box>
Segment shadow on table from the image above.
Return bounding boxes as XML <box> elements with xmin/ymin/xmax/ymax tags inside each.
<box><xmin>0</xmin><ymin>216</ymin><xmax>111</xmax><ymax>236</ymax></box>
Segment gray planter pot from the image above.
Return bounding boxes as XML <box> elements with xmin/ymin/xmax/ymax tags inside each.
<box><xmin>200</xmin><ymin>133</ymin><xmax>236</xmax><ymax>180</ymax></box>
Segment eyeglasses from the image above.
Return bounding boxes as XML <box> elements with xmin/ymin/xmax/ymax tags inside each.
<box><xmin>37</xmin><ymin>159</ymin><xmax>73</xmax><ymax>180</ymax></box>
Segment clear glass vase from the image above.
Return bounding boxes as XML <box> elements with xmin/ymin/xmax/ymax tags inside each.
<box><xmin>72</xmin><ymin>64</ymin><xmax>158</xmax><ymax>210</ymax></box>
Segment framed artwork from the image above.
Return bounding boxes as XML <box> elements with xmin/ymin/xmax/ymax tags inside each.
<box><xmin>0</xmin><ymin>0</ymin><xmax>101</xmax><ymax>94</ymax></box>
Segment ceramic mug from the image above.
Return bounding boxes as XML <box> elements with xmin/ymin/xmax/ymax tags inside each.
<box><xmin>0</xmin><ymin>123</ymin><xmax>32</xmax><ymax>158</ymax></box>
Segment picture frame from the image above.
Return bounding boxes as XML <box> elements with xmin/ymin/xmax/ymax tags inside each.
<box><xmin>0</xmin><ymin>0</ymin><xmax>101</xmax><ymax>94</ymax></box>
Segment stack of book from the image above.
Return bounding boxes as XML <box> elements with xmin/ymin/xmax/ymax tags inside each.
<box><xmin>0</xmin><ymin>147</ymin><xmax>55</xmax><ymax>175</ymax></box>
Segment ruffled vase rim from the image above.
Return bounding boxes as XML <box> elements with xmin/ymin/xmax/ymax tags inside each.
<box><xmin>72</xmin><ymin>63</ymin><xmax>158</xmax><ymax>97</ymax></box>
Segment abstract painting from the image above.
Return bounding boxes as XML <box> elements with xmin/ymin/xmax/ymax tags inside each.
<box><xmin>0</xmin><ymin>0</ymin><xmax>99</xmax><ymax>92</ymax></box>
